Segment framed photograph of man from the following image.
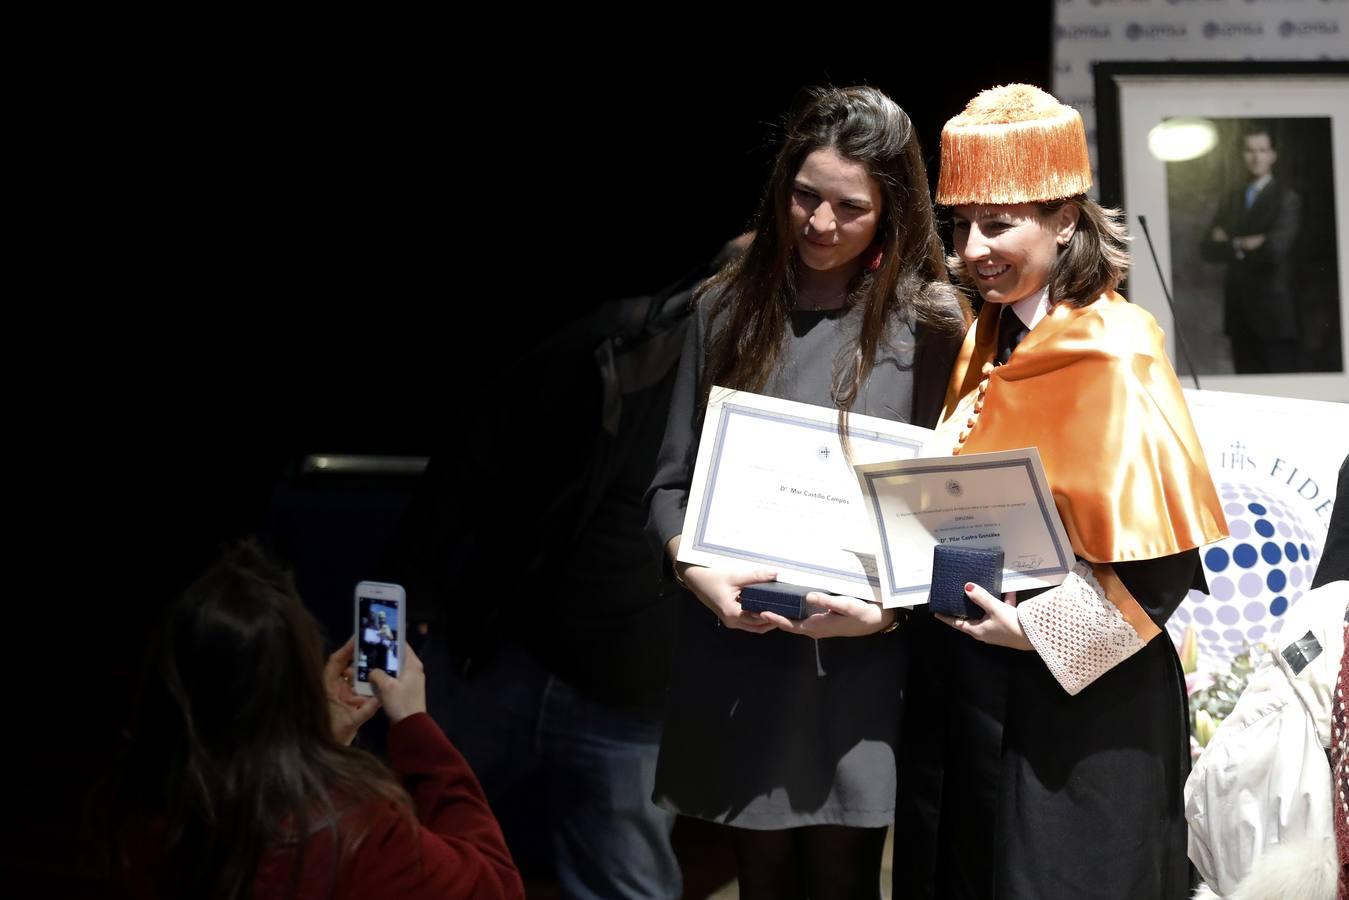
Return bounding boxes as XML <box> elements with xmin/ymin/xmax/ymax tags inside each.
<box><xmin>1096</xmin><ymin>61</ymin><xmax>1349</xmax><ymax>402</ymax></box>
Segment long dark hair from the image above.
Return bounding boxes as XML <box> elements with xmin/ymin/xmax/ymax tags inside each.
<box><xmin>104</xmin><ymin>540</ymin><xmax>410</xmax><ymax>899</ymax></box>
<box><xmin>701</xmin><ymin>85</ymin><xmax>964</xmax><ymax>414</ymax></box>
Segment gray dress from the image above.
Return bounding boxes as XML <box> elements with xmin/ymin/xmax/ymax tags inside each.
<box><xmin>646</xmin><ymin>295</ymin><xmax>959</xmax><ymax>829</ymax></box>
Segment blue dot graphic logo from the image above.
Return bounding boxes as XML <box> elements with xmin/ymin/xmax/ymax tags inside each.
<box><xmin>1205</xmin><ymin>547</ymin><xmax>1229</xmax><ymax>572</ymax></box>
<box><xmin>1168</xmin><ymin>481</ymin><xmax>1323</xmax><ymax>664</ymax></box>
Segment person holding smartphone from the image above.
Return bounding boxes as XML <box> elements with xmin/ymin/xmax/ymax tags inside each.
<box><xmin>101</xmin><ymin>540</ymin><xmax>524</xmax><ymax>899</ymax></box>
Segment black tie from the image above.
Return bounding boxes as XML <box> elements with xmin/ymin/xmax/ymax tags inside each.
<box><xmin>996</xmin><ymin>304</ymin><xmax>1028</xmax><ymax>365</ymax></box>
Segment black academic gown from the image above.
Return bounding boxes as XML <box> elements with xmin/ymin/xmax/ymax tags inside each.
<box><xmin>894</xmin><ymin>554</ymin><xmax>1200</xmax><ymax>900</ymax></box>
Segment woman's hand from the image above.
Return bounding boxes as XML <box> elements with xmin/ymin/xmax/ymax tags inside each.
<box><xmin>370</xmin><ymin>642</ymin><xmax>428</xmax><ymax>724</ymax></box>
<box><xmin>325</xmin><ymin>636</ymin><xmax>382</xmax><ymax>744</ymax></box>
<box><xmin>758</xmin><ymin>593</ymin><xmax>896</xmax><ymax>638</ymax></box>
<box><xmin>679</xmin><ymin>562</ymin><xmax>780</xmax><ymax>634</ymax></box>
<box><xmin>667</xmin><ymin>535</ymin><xmax>776</xmax><ymax>633</ymax></box>
<box><xmin>935</xmin><ymin>584</ymin><xmax>1033</xmax><ymax>651</ymax></box>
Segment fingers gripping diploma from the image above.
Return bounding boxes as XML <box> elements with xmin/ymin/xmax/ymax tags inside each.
<box><xmin>934</xmin><ymin>583</ymin><xmax>1034</xmax><ymax>651</ymax></box>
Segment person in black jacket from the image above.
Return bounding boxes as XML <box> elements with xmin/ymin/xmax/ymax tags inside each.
<box><xmin>387</xmin><ymin>237</ymin><xmax>747</xmax><ymax>899</ymax></box>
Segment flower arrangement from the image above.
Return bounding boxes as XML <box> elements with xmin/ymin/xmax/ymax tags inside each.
<box><xmin>1177</xmin><ymin>626</ymin><xmax>1264</xmax><ymax>759</ymax></box>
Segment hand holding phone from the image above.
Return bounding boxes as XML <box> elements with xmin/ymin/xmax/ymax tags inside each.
<box><xmin>324</xmin><ymin>636</ymin><xmax>381</xmax><ymax>745</ymax></box>
<box><xmin>369</xmin><ymin>642</ymin><xmax>427</xmax><ymax>724</ymax></box>
<box><xmin>353</xmin><ymin>581</ymin><xmax>407</xmax><ymax>698</ymax></box>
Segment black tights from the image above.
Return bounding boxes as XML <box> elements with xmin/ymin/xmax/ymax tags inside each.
<box><xmin>732</xmin><ymin>824</ymin><xmax>888</xmax><ymax>900</ymax></box>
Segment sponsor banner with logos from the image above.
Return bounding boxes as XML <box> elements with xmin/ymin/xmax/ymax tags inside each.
<box><xmin>1173</xmin><ymin>387</ymin><xmax>1345</xmax><ymax>668</ymax></box>
<box><xmin>1053</xmin><ymin>0</ymin><xmax>1348</xmax><ymax>182</ymax></box>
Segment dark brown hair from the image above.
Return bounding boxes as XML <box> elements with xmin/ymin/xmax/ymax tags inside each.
<box><xmin>105</xmin><ymin>540</ymin><xmax>411</xmax><ymax>899</ymax></box>
<box><xmin>701</xmin><ymin>86</ymin><xmax>965</xmax><ymax>420</ymax></box>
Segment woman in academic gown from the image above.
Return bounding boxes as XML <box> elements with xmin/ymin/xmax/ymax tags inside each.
<box><xmin>892</xmin><ymin>85</ymin><xmax>1227</xmax><ymax>899</ymax></box>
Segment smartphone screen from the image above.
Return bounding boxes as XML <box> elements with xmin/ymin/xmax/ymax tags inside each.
<box><xmin>356</xmin><ymin>594</ymin><xmax>402</xmax><ymax>686</ymax></box>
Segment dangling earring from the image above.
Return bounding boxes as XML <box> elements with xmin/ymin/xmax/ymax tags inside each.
<box><xmin>863</xmin><ymin>244</ymin><xmax>884</xmax><ymax>272</ymax></box>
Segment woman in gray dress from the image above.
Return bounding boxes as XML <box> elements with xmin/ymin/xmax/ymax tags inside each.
<box><xmin>646</xmin><ymin>86</ymin><xmax>966</xmax><ymax>899</ymax></box>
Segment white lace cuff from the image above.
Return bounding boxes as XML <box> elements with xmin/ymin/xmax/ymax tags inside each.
<box><xmin>1017</xmin><ymin>561</ymin><xmax>1149</xmax><ymax>696</ymax></box>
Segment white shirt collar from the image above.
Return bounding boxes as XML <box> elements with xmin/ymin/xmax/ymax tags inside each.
<box><xmin>1009</xmin><ymin>284</ymin><xmax>1051</xmax><ymax>331</ymax></box>
<box><xmin>1249</xmin><ymin>173</ymin><xmax>1273</xmax><ymax>193</ymax></box>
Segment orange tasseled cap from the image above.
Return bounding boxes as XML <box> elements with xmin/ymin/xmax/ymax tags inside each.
<box><xmin>936</xmin><ymin>84</ymin><xmax>1092</xmax><ymax>206</ymax></box>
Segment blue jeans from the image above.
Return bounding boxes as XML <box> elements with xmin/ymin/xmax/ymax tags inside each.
<box><xmin>424</xmin><ymin>639</ymin><xmax>681</xmax><ymax>900</ymax></box>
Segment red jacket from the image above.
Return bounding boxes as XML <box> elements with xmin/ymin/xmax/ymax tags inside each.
<box><xmin>255</xmin><ymin>713</ymin><xmax>524</xmax><ymax>899</ymax></box>
<box><xmin>128</xmin><ymin>713</ymin><xmax>523</xmax><ymax>899</ymax></box>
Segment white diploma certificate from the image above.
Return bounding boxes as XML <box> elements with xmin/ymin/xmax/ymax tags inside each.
<box><xmin>854</xmin><ymin>448</ymin><xmax>1075</xmax><ymax>607</ymax></box>
<box><xmin>677</xmin><ymin>387</ymin><xmax>935</xmax><ymax>601</ymax></box>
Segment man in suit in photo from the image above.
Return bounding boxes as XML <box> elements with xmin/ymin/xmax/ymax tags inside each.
<box><xmin>1201</xmin><ymin>126</ymin><xmax>1303</xmax><ymax>374</ymax></box>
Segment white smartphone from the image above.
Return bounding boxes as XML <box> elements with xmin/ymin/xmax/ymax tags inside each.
<box><xmin>353</xmin><ymin>580</ymin><xmax>407</xmax><ymax>697</ymax></box>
